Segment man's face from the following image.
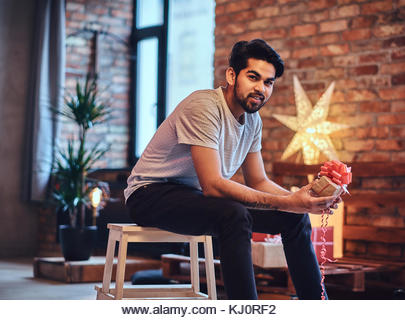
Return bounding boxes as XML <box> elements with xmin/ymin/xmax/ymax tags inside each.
<box><xmin>233</xmin><ymin>58</ymin><xmax>276</xmax><ymax>114</ymax></box>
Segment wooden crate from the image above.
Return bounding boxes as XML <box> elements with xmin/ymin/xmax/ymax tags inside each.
<box><xmin>256</xmin><ymin>257</ymin><xmax>405</xmax><ymax>294</ymax></box>
<box><xmin>161</xmin><ymin>254</ymin><xmax>223</xmax><ymax>285</ymax></box>
<box><xmin>160</xmin><ymin>254</ymin><xmax>405</xmax><ymax>298</ymax></box>
<box><xmin>322</xmin><ymin>257</ymin><xmax>405</xmax><ymax>292</ymax></box>
<box><xmin>272</xmin><ymin>161</ymin><xmax>405</xmax><ymax>260</ymax></box>
<box><xmin>33</xmin><ymin>256</ymin><xmax>161</xmax><ymax>283</ymax></box>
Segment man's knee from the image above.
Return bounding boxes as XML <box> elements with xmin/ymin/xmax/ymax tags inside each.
<box><xmin>222</xmin><ymin>200</ymin><xmax>252</xmax><ymax>224</ymax></box>
<box><xmin>214</xmin><ymin>199</ymin><xmax>252</xmax><ymax>237</ymax></box>
<box><xmin>281</xmin><ymin>212</ymin><xmax>312</xmax><ymax>239</ymax></box>
<box><xmin>301</xmin><ymin>213</ymin><xmax>312</xmax><ymax>229</ymax></box>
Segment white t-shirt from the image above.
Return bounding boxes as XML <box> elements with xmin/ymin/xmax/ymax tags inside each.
<box><xmin>124</xmin><ymin>87</ymin><xmax>262</xmax><ymax>202</ymax></box>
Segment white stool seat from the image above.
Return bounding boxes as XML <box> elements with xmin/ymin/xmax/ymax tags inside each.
<box><xmin>95</xmin><ymin>224</ymin><xmax>217</xmax><ymax>300</ymax></box>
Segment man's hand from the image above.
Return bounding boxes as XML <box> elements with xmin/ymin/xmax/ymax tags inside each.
<box><xmin>285</xmin><ymin>183</ymin><xmax>338</xmax><ymax>215</ymax></box>
<box><xmin>323</xmin><ymin>187</ymin><xmax>344</xmax><ymax>214</ymax></box>
<box><xmin>328</xmin><ymin>194</ymin><xmax>343</xmax><ymax>214</ymax></box>
<box><xmin>191</xmin><ymin>145</ymin><xmax>341</xmax><ymax>214</ymax></box>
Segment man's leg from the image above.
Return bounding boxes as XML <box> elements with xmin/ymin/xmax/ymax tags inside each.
<box><xmin>249</xmin><ymin>209</ymin><xmax>326</xmax><ymax>299</ymax></box>
<box><xmin>126</xmin><ymin>183</ymin><xmax>257</xmax><ymax>299</ymax></box>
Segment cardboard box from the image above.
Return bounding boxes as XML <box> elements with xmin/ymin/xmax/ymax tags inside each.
<box><xmin>251</xmin><ymin>241</ymin><xmax>287</xmax><ymax>268</ymax></box>
<box><xmin>251</xmin><ymin>227</ymin><xmax>334</xmax><ymax>268</ymax></box>
<box><xmin>252</xmin><ymin>232</ymin><xmax>272</xmax><ymax>242</ymax></box>
<box><xmin>312</xmin><ymin>176</ymin><xmax>342</xmax><ymax>197</ymax></box>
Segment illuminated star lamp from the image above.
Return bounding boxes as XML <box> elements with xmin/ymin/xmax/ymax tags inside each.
<box><xmin>273</xmin><ymin>75</ymin><xmax>351</xmax><ymax>258</ymax></box>
<box><xmin>273</xmin><ymin>75</ymin><xmax>350</xmax><ymax>165</ymax></box>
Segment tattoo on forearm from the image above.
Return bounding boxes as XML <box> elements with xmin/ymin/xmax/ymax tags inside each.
<box><xmin>242</xmin><ymin>201</ymin><xmax>279</xmax><ymax>210</ymax></box>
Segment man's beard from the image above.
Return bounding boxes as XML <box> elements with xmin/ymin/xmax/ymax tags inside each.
<box><xmin>234</xmin><ymin>81</ymin><xmax>266</xmax><ymax>114</ymax></box>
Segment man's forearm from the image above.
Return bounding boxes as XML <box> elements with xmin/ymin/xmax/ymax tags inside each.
<box><xmin>204</xmin><ymin>177</ymin><xmax>290</xmax><ymax>211</ymax></box>
<box><xmin>248</xmin><ymin>177</ymin><xmax>291</xmax><ymax>196</ymax></box>
<box><xmin>202</xmin><ymin>175</ymin><xmax>336</xmax><ymax>215</ymax></box>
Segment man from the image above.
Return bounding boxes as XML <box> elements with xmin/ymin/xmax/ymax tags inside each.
<box><xmin>125</xmin><ymin>39</ymin><xmax>340</xmax><ymax>299</ymax></box>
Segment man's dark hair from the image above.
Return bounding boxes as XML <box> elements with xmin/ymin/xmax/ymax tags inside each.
<box><xmin>229</xmin><ymin>39</ymin><xmax>284</xmax><ymax>78</ymax></box>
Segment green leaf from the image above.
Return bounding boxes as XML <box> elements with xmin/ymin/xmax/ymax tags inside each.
<box><xmin>49</xmin><ymin>73</ymin><xmax>112</xmax><ymax>227</ymax></box>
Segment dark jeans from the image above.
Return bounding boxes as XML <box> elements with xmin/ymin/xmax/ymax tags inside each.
<box><xmin>126</xmin><ymin>182</ymin><xmax>326</xmax><ymax>300</ymax></box>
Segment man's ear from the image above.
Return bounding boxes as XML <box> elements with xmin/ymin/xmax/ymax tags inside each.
<box><xmin>225</xmin><ymin>67</ymin><xmax>236</xmax><ymax>86</ymax></box>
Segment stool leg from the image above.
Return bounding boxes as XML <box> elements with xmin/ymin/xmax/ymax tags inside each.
<box><xmin>189</xmin><ymin>240</ymin><xmax>200</xmax><ymax>294</ymax></box>
<box><xmin>115</xmin><ymin>232</ymin><xmax>128</xmax><ymax>300</ymax></box>
<box><xmin>101</xmin><ymin>229</ymin><xmax>117</xmax><ymax>295</ymax></box>
<box><xmin>204</xmin><ymin>236</ymin><xmax>217</xmax><ymax>300</ymax></box>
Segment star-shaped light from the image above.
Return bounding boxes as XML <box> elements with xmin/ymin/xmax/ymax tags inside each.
<box><xmin>273</xmin><ymin>75</ymin><xmax>349</xmax><ymax>165</ymax></box>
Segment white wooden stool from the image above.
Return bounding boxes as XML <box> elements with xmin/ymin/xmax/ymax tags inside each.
<box><xmin>95</xmin><ymin>223</ymin><xmax>217</xmax><ymax>300</ymax></box>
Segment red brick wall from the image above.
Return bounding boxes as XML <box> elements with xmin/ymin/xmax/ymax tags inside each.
<box><xmin>64</xmin><ymin>0</ymin><xmax>132</xmax><ymax>169</ymax></box>
<box><xmin>343</xmin><ymin>171</ymin><xmax>405</xmax><ymax>260</ymax></box>
<box><xmin>214</xmin><ymin>0</ymin><xmax>405</xmax><ymax>260</ymax></box>
<box><xmin>38</xmin><ymin>0</ymin><xmax>133</xmax><ymax>256</ymax></box>
<box><xmin>279</xmin><ymin>170</ymin><xmax>405</xmax><ymax>260</ymax></box>
<box><xmin>41</xmin><ymin>0</ymin><xmax>405</xmax><ymax>261</ymax></box>
<box><xmin>215</xmin><ymin>0</ymin><xmax>405</xmax><ymax>165</ymax></box>
<box><xmin>215</xmin><ymin>0</ymin><xmax>405</xmax><ymax>260</ymax></box>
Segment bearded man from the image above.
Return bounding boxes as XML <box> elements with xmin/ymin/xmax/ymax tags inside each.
<box><xmin>125</xmin><ymin>39</ymin><xmax>340</xmax><ymax>299</ymax></box>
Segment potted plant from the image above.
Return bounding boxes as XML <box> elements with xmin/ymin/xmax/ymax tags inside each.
<box><xmin>51</xmin><ymin>75</ymin><xmax>111</xmax><ymax>261</ymax></box>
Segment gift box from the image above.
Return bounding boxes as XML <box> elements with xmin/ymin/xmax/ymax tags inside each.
<box><xmin>312</xmin><ymin>160</ymin><xmax>352</xmax><ymax>197</ymax></box>
<box><xmin>251</xmin><ymin>238</ymin><xmax>287</xmax><ymax>268</ymax></box>
<box><xmin>311</xmin><ymin>227</ymin><xmax>333</xmax><ymax>263</ymax></box>
<box><xmin>252</xmin><ymin>232</ymin><xmax>271</xmax><ymax>242</ymax></box>
<box><xmin>311</xmin><ymin>175</ymin><xmax>342</xmax><ymax>197</ymax></box>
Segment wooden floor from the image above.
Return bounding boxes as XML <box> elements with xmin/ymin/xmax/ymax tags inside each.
<box><xmin>1</xmin><ymin>257</ymin><xmax>404</xmax><ymax>300</ymax></box>
<box><xmin>0</xmin><ymin>258</ymin><xmax>100</xmax><ymax>299</ymax></box>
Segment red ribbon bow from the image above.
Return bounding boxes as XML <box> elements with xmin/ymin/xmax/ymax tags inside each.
<box><xmin>318</xmin><ymin>160</ymin><xmax>352</xmax><ymax>300</ymax></box>
<box><xmin>319</xmin><ymin>160</ymin><xmax>352</xmax><ymax>186</ymax></box>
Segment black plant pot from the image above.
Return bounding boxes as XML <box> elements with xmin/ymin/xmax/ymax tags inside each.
<box><xmin>59</xmin><ymin>225</ymin><xmax>98</xmax><ymax>261</ymax></box>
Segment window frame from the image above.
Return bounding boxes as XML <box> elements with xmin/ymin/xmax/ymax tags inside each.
<box><xmin>129</xmin><ymin>0</ymin><xmax>169</xmax><ymax>165</ymax></box>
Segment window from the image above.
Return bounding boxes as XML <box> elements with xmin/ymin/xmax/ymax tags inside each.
<box><xmin>166</xmin><ymin>0</ymin><xmax>215</xmax><ymax>116</ymax></box>
<box><xmin>129</xmin><ymin>0</ymin><xmax>215</xmax><ymax>163</ymax></box>
<box><xmin>130</xmin><ymin>0</ymin><xmax>168</xmax><ymax>162</ymax></box>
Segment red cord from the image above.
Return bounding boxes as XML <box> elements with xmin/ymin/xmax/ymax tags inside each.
<box><xmin>320</xmin><ymin>212</ymin><xmax>337</xmax><ymax>300</ymax></box>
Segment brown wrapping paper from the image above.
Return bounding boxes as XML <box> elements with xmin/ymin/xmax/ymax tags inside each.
<box><xmin>311</xmin><ymin>175</ymin><xmax>342</xmax><ymax>197</ymax></box>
